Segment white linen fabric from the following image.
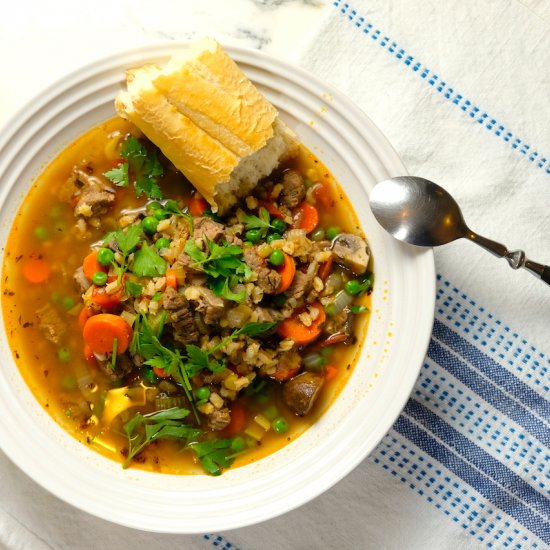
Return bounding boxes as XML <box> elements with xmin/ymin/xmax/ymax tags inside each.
<box><xmin>0</xmin><ymin>1</ymin><xmax>549</xmax><ymax>549</ymax></box>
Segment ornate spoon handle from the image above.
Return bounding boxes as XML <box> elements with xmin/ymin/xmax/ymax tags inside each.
<box><xmin>466</xmin><ymin>230</ymin><xmax>550</xmax><ymax>285</ymax></box>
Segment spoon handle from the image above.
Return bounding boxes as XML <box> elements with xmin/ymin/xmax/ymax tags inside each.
<box><xmin>466</xmin><ymin>231</ymin><xmax>550</xmax><ymax>285</ymax></box>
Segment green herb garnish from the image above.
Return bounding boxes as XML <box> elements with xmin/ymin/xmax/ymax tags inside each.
<box><xmin>350</xmin><ymin>305</ymin><xmax>369</xmax><ymax>314</ymax></box>
<box><xmin>188</xmin><ymin>438</ymin><xmax>237</xmax><ymax>476</ymax></box>
<box><xmin>125</xmin><ymin>280</ymin><xmax>143</xmax><ymax>298</ymax></box>
<box><xmin>103</xmin><ymin>162</ymin><xmax>129</xmax><ymax>188</ymax></box>
<box><xmin>132</xmin><ymin>242</ymin><xmax>167</xmax><ymax>277</ymax></box>
<box><xmin>123</xmin><ymin>407</ymin><xmax>201</xmax><ymax>468</ymax></box>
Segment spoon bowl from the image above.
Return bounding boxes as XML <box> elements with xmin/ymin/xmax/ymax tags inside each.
<box><xmin>369</xmin><ymin>175</ymin><xmax>550</xmax><ymax>285</ymax></box>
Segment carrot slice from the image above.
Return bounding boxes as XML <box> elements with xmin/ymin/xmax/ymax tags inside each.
<box><xmin>78</xmin><ymin>306</ymin><xmax>96</xmax><ymax>331</ymax></box>
<box><xmin>225</xmin><ymin>401</ymin><xmax>247</xmax><ymax>436</ymax></box>
<box><xmin>272</xmin><ymin>362</ymin><xmax>300</xmax><ymax>382</ymax></box>
<box><xmin>292</xmin><ymin>202</ymin><xmax>319</xmax><ymax>234</ymax></box>
<box><xmin>324</xmin><ymin>365</ymin><xmax>338</xmax><ymax>381</ymax></box>
<box><xmin>313</xmin><ymin>182</ymin><xmax>332</xmax><ymax>210</ymax></box>
<box><xmin>153</xmin><ymin>366</ymin><xmax>170</xmax><ymax>379</ymax></box>
<box><xmin>91</xmin><ymin>276</ymin><xmax>124</xmax><ymax>309</ymax></box>
<box><xmin>83</xmin><ymin>251</ymin><xmax>106</xmax><ymax>281</ymax></box>
<box><xmin>188</xmin><ymin>193</ymin><xmax>208</xmax><ymax>217</ymax></box>
<box><xmin>277</xmin><ymin>301</ymin><xmax>326</xmax><ymax>345</ymax></box>
<box><xmin>257</xmin><ymin>200</ymin><xmax>285</xmax><ymax>220</ymax></box>
<box><xmin>318</xmin><ymin>255</ymin><xmax>334</xmax><ymax>281</ymax></box>
<box><xmin>275</xmin><ymin>253</ymin><xmax>296</xmax><ymax>294</ymax></box>
<box><xmin>165</xmin><ymin>269</ymin><xmax>177</xmax><ymax>289</ymax></box>
<box><xmin>82</xmin><ymin>313</ymin><xmax>133</xmax><ymax>354</ymax></box>
<box><xmin>22</xmin><ymin>257</ymin><xmax>50</xmax><ymax>284</ymax></box>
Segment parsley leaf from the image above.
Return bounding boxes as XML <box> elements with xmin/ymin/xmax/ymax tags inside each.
<box><xmin>240</xmin><ymin>207</ymin><xmax>272</xmax><ymax>232</ymax></box>
<box><xmin>188</xmin><ymin>438</ymin><xmax>236</xmax><ymax>476</ymax></box>
<box><xmin>132</xmin><ymin>243</ymin><xmax>167</xmax><ymax>277</ymax></box>
<box><xmin>125</xmin><ymin>280</ymin><xmax>143</xmax><ymax>298</ymax></box>
<box><xmin>123</xmin><ymin>407</ymin><xmax>201</xmax><ymax>468</ymax></box>
<box><xmin>183</xmin><ymin>239</ymin><xmax>252</xmax><ymax>302</ymax></box>
<box><xmin>115</xmin><ymin>225</ymin><xmax>143</xmax><ymax>254</ymax></box>
<box><xmin>185</xmin><ymin>344</ymin><xmax>225</xmax><ymax>376</ymax></box>
<box><xmin>350</xmin><ymin>305</ymin><xmax>369</xmax><ymax>314</ymax></box>
<box><xmin>237</xmin><ymin>321</ymin><xmax>277</xmax><ymax>337</ymax></box>
<box><xmin>119</xmin><ymin>136</ymin><xmax>165</xmax><ymax>200</ymax></box>
<box><xmin>104</xmin><ymin>162</ymin><xmax>129</xmax><ymax>187</ymax></box>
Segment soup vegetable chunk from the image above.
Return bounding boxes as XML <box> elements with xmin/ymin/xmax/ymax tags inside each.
<box><xmin>3</xmin><ymin>118</ymin><xmax>373</xmax><ymax>475</ymax></box>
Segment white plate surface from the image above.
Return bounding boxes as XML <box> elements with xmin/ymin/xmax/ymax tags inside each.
<box><xmin>0</xmin><ymin>43</ymin><xmax>435</xmax><ymax>533</ymax></box>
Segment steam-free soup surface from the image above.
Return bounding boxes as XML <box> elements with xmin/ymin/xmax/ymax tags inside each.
<box><xmin>2</xmin><ymin>117</ymin><xmax>372</xmax><ymax>475</ymax></box>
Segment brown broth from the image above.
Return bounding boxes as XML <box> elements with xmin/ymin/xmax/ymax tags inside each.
<box><xmin>2</xmin><ymin>117</ymin><xmax>371</xmax><ymax>474</ymax></box>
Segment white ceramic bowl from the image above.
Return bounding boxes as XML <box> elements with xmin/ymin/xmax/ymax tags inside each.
<box><xmin>0</xmin><ymin>43</ymin><xmax>435</xmax><ymax>533</ymax></box>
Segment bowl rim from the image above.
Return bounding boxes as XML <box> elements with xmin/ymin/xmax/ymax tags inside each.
<box><xmin>0</xmin><ymin>41</ymin><xmax>435</xmax><ymax>533</ymax></box>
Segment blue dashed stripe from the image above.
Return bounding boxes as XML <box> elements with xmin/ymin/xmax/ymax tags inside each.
<box><xmin>404</xmin><ymin>400</ymin><xmax>549</xmax><ymax>519</ymax></box>
<box><xmin>394</xmin><ymin>411</ymin><xmax>550</xmax><ymax>545</ymax></box>
<box><xmin>432</xmin><ymin>319</ymin><xmax>550</xmax><ymax>422</ymax></box>
<box><xmin>203</xmin><ymin>534</ymin><xmax>239</xmax><ymax>550</ymax></box>
<box><xmin>331</xmin><ymin>0</ymin><xmax>550</xmax><ymax>176</ymax></box>
<box><xmin>427</xmin><ymin>339</ymin><xmax>550</xmax><ymax>447</ymax></box>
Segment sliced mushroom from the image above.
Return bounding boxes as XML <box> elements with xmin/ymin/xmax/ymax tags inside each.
<box><xmin>331</xmin><ymin>233</ymin><xmax>370</xmax><ymax>274</ymax></box>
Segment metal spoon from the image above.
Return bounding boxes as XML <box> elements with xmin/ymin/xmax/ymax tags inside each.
<box><xmin>369</xmin><ymin>176</ymin><xmax>550</xmax><ymax>285</ymax></box>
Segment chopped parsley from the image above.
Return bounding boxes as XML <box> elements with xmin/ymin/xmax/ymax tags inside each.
<box><xmin>132</xmin><ymin>242</ymin><xmax>167</xmax><ymax>277</ymax></box>
<box><xmin>123</xmin><ymin>407</ymin><xmax>201</xmax><ymax>468</ymax></box>
<box><xmin>184</xmin><ymin>238</ymin><xmax>252</xmax><ymax>303</ymax></box>
<box><xmin>103</xmin><ymin>136</ymin><xmax>164</xmax><ymax>200</ymax></box>
<box><xmin>188</xmin><ymin>438</ymin><xmax>237</xmax><ymax>476</ymax></box>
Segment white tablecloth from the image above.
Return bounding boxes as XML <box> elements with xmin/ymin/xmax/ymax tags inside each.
<box><xmin>1</xmin><ymin>1</ymin><xmax>549</xmax><ymax>548</ymax></box>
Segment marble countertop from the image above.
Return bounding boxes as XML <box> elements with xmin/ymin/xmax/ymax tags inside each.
<box><xmin>0</xmin><ymin>0</ymin><xmax>329</xmax><ymax>129</ymax></box>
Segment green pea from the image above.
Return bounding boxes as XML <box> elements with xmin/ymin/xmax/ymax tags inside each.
<box><xmin>142</xmin><ymin>216</ymin><xmax>159</xmax><ymax>235</ymax></box>
<box><xmin>326</xmin><ymin>226</ymin><xmax>341</xmax><ymax>240</ymax></box>
<box><xmin>272</xmin><ymin>417</ymin><xmax>289</xmax><ymax>434</ymax></box>
<box><xmin>147</xmin><ymin>201</ymin><xmax>162</xmax><ymax>212</ymax></box>
<box><xmin>311</xmin><ymin>228</ymin><xmax>326</xmax><ymax>241</ymax></box>
<box><xmin>245</xmin><ymin>229</ymin><xmax>261</xmax><ymax>243</ymax></box>
<box><xmin>164</xmin><ymin>199</ymin><xmax>180</xmax><ymax>212</ymax></box>
<box><xmin>62</xmin><ymin>297</ymin><xmax>75</xmax><ymax>310</ymax></box>
<box><xmin>195</xmin><ymin>386</ymin><xmax>211</xmax><ymax>401</ymax></box>
<box><xmin>96</xmin><ymin>248</ymin><xmax>115</xmax><ymax>266</ymax></box>
<box><xmin>154</xmin><ymin>210</ymin><xmax>168</xmax><ymax>221</ymax></box>
<box><xmin>263</xmin><ymin>405</ymin><xmax>279</xmax><ymax>421</ymax></box>
<box><xmin>271</xmin><ymin>218</ymin><xmax>287</xmax><ymax>234</ymax></box>
<box><xmin>155</xmin><ymin>237</ymin><xmax>171</xmax><ymax>250</ymax></box>
<box><xmin>231</xmin><ymin>436</ymin><xmax>246</xmax><ymax>452</ymax></box>
<box><xmin>62</xmin><ymin>374</ymin><xmax>77</xmax><ymax>390</ymax></box>
<box><xmin>57</xmin><ymin>347</ymin><xmax>71</xmax><ymax>363</ymax></box>
<box><xmin>92</xmin><ymin>271</ymin><xmax>108</xmax><ymax>286</ymax></box>
<box><xmin>243</xmin><ymin>241</ymin><xmax>253</xmax><ymax>247</ymax></box>
<box><xmin>34</xmin><ymin>226</ymin><xmax>49</xmax><ymax>240</ymax></box>
<box><xmin>142</xmin><ymin>367</ymin><xmax>158</xmax><ymax>384</ymax></box>
<box><xmin>266</xmin><ymin>233</ymin><xmax>282</xmax><ymax>244</ymax></box>
<box><xmin>269</xmin><ymin>249</ymin><xmax>285</xmax><ymax>267</ymax></box>
<box><xmin>319</xmin><ymin>346</ymin><xmax>334</xmax><ymax>358</ymax></box>
<box><xmin>48</xmin><ymin>204</ymin><xmax>63</xmax><ymax>219</ymax></box>
<box><xmin>345</xmin><ymin>279</ymin><xmax>362</xmax><ymax>296</ymax></box>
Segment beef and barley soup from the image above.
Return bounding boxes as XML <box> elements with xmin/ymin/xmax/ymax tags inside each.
<box><xmin>2</xmin><ymin>117</ymin><xmax>373</xmax><ymax>475</ymax></box>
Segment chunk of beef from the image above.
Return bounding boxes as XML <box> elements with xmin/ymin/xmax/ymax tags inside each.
<box><xmin>280</xmin><ymin>170</ymin><xmax>306</xmax><ymax>209</ymax></box>
<box><xmin>70</xmin><ymin>167</ymin><xmax>115</xmax><ymax>218</ymax></box>
<box><xmin>193</xmin><ymin>217</ymin><xmax>225</xmax><ymax>242</ymax></box>
<box><xmin>184</xmin><ymin>285</ymin><xmax>226</xmax><ymax>325</ymax></box>
<box><xmin>73</xmin><ymin>266</ymin><xmax>91</xmax><ymax>294</ymax></box>
<box><xmin>98</xmin><ymin>352</ymin><xmax>134</xmax><ymax>381</ymax></box>
<box><xmin>285</xmin><ymin>261</ymin><xmax>318</xmax><ymax>301</ymax></box>
<box><xmin>208</xmin><ymin>408</ymin><xmax>231</xmax><ymax>431</ymax></box>
<box><xmin>331</xmin><ymin>233</ymin><xmax>370</xmax><ymax>274</ymax></box>
<box><xmin>283</xmin><ymin>371</ymin><xmax>325</xmax><ymax>416</ymax></box>
<box><xmin>36</xmin><ymin>303</ymin><xmax>66</xmax><ymax>344</ymax></box>
<box><xmin>243</xmin><ymin>247</ymin><xmax>281</xmax><ymax>294</ymax></box>
<box><xmin>162</xmin><ymin>287</ymin><xmax>200</xmax><ymax>345</ymax></box>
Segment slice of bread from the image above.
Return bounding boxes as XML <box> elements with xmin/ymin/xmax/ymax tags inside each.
<box><xmin>115</xmin><ymin>37</ymin><xmax>299</xmax><ymax>213</ymax></box>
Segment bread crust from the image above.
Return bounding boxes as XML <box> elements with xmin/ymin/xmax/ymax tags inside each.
<box><xmin>115</xmin><ymin>38</ymin><xmax>297</xmax><ymax>213</ymax></box>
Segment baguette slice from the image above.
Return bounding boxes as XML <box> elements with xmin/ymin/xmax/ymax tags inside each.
<box><xmin>115</xmin><ymin>37</ymin><xmax>299</xmax><ymax>213</ymax></box>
